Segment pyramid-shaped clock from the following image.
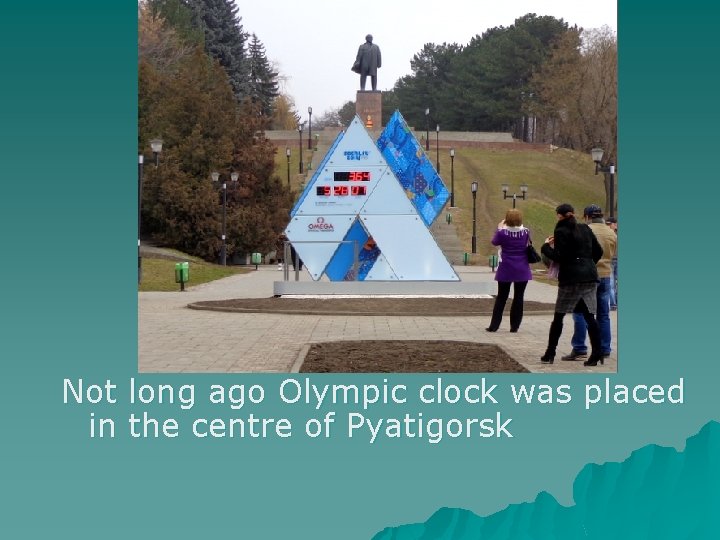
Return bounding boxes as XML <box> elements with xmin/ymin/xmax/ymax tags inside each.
<box><xmin>284</xmin><ymin>115</ymin><xmax>458</xmax><ymax>281</ymax></box>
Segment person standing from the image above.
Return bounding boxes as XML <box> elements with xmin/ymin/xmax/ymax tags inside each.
<box><xmin>352</xmin><ymin>34</ymin><xmax>382</xmax><ymax>91</ymax></box>
<box><xmin>540</xmin><ymin>204</ymin><xmax>605</xmax><ymax>366</ymax></box>
<box><xmin>276</xmin><ymin>233</ymin><xmax>288</xmax><ymax>271</ymax></box>
<box><xmin>486</xmin><ymin>209</ymin><xmax>533</xmax><ymax>333</ymax></box>
<box><xmin>606</xmin><ymin>216</ymin><xmax>618</xmax><ymax>310</ymax></box>
<box><xmin>561</xmin><ymin>205</ymin><xmax>617</xmax><ymax>361</ymax></box>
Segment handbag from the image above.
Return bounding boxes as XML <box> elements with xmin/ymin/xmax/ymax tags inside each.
<box><xmin>547</xmin><ymin>261</ymin><xmax>560</xmax><ymax>280</ymax></box>
<box><xmin>526</xmin><ymin>240</ymin><xmax>542</xmax><ymax>264</ymax></box>
<box><xmin>541</xmin><ymin>251</ymin><xmax>559</xmax><ymax>280</ymax></box>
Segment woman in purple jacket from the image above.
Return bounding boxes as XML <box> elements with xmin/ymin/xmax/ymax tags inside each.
<box><xmin>486</xmin><ymin>209</ymin><xmax>533</xmax><ymax>332</ymax></box>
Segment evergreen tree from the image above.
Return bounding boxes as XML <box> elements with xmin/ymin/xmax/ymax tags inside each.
<box><xmin>393</xmin><ymin>43</ymin><xmax>461</xmax><ymax>130</ymax></box>
<box><xmin>247</xmin><ymin>33</ymin><xmax>279</xmax><ymax>118</ymax></box>
<box><xmin>146</xmin><ymin>0</ymin><xmax>204</xmax><ymax>47</ymax></box>
<box><xmin>139</xmin><ymin>7</ymin><xmax>292</xmax><ymax>261</ymax></box>
<box><xmin>185</xmin><ymin>0</ymin><xmax>250</xmax><ymax>102</ymax></box>
<box><xmin>390</xmin><ymin>14</ymin><xmax>570</xmax><ymax>134</ymax></box>
<box><xmin>337</xmin><ymin>101</ymin><xmax>357</xmax><ymax>126</ymax></box>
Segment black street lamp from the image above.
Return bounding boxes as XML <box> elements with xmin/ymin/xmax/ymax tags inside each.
<box><xmin>435</xmin><ymin>124</ymin><xmax>440</xmax><ymax>173</ymax></box>
<box><xmin>449</xmin><ymin>148</ymin><xmax>455</xmax><ymax>207</ymax></box>
<box><xmin>591</xmin><ymin>146</ymin><xmax>616</xmax><ymax>219</ymax></box>
<box><xmin>501</xmin><ymin>183</ymin><xmax>528</xmax><ymax>208</ymax></box>
<box><xmin>425</xmin><ymin>108</ymin><xmax>430</xmax><ymax>151</ymax></box>
<box><xmin>298</xmin><ymin>124</ymin><xmax>304</xmax><ymax>174</ymax></box>
<box><xmin>471</xmin><ymin>181</ymin><xmax>478</xmax><ymax>254</ymax></box>
<box><xmin>286</xmin><ymin>147</ymin><xmax>291</xmax><ymax>187</ymax></box>
<box><xmin>307</xmin><ymin>107</ymin><xmax>313</xmax><ymax>150</ymax></box>
<box><xmin>138</xmin><ymin>137</ymin><xmax>163</xmax><ymax>284</ymax></box>
<box><xmin>212</xmin><ymin>170</ymin><xmax>239</xmax><ymax>266</ymax></box>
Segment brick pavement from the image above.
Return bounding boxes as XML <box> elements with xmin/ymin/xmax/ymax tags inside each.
<box><xmin>139</xmin><ymin>266</ymin><xmax>617</xmax><ymax>373</ymax></box>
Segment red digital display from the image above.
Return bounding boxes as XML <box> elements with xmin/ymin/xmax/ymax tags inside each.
<box><xmin>334</xmin><ymin>171</ymin><xmax>371</xmax><ymax>182</ymax></box>
<box><xmin>315</xmin><ymin>185</ymin><xmax>367</xmax><ymax>196</ymax></box>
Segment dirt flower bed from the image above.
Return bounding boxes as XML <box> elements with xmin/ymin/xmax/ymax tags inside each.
<box><xmin>300</xmin><ymin>340</ymin><xmax>530</xmax><ymax>373</ymax></box>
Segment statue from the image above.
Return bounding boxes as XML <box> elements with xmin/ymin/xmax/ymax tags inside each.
<box><xmin>352</xmin><ymin>34</ymin><xmax>382</xmax><ymax>91</ymax></box>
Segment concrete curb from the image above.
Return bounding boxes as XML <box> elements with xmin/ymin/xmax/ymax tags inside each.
<box><xmin>186</xmin><ymin>303</ymin><xmax>557</xmax><ymax>317</ymax></box>
<box><xmin>291</xmin><ymin>344</ymin><xmax>310</xmax><ymax>373</ymax></box>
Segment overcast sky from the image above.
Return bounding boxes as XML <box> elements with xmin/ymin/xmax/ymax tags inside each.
<box><xmin>234</xmin><ymin>0</ymin><xmax>617</xmax><ymax>120</ymax></box>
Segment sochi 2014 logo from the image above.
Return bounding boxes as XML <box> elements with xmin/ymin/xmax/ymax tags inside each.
<box><xmin>343</xmin><ymin>150</ymin><xmax>369</xmax><ymax>161</ymax></box>
<box><xmin>308</xmin><ymin>217</ymin><xmax>334</xmax><ymax>232</ymax></box>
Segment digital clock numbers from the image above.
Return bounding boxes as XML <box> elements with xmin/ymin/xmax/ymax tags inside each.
<box><xmin>333</xmin><ymin>171</ymin><xmax>371</xmax><ymax>182</ymax></box>
<box><xmin>314</xmin><ymin>171</ymin><xmax>371</xmax><ymax>197</ymax></box>
<box><xmin>316</xmin><ymin>185</ymin><xmax>367</xmax><ymax>196</ymax></box>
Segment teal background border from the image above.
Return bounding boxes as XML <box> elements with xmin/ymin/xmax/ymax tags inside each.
<box><xmin>1</xmin><ymin>2</ymin><xmax>718</xmax><ymax>539</ymax></box>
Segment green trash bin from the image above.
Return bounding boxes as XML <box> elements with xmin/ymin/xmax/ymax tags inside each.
<box><xmin>489</xmin><ymin>254</ymin><xmax>498</xmax><ymax>271</ymax></box>
<box><xmin>463</xmin><ymin>252</ymin><xmax>469</xmax><ymax>265</ymax></box>
<box><xmin>175</xmin><ymin>261</ymin><xmax>189</xmax><ymax>291</ymax></box>
<box><xmin>251</xmin><ymin>252</ymin><xmax>262</xmax><ymax>269</ymax></box>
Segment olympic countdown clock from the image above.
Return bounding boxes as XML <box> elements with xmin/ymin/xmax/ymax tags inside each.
<box><xmin>284</xmin><ymin>115</ymin><xmax>458</xmax><ymax>282</ymax></box>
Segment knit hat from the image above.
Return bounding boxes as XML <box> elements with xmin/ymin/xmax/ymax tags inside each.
<box><xmin>583</xmin><ymin>204</ymin><xmax>603</xmax><ymax>217</ymax></box>
<box><xmin>555</xmin><ymin>203</ymin><xmax>574</xmax><ymax>216</ymax></box>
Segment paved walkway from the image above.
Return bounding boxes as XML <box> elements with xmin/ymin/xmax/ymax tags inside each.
<box><xmin>139</xmin><ymin>266</ymin><xmax>617</xmax><ymax>373</ymax></box>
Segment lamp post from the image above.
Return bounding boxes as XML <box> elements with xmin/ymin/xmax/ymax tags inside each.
<box><xmin>501</xmin><ymin>183</ymin><xmax>528</xmax><ymax>208</ymax></box>
<box><xmin>471</xmin><ymin>181</ymin><xmax>478</xmax><ymax>254</ymax></box>
<box><xmin>150</xmin><ymin>138</ymin><xmax>163</xmax><ymax>167</ymax></box>
<box><xmin>307</xmin><ymin>107</ymin><xmax>313</xmax><ymax>150</ymax></box>
<box><xmin>435</xmin><ymin>124</ymin><xmax>440</xmax><ymax>172</ymax></box>
<box><xmin>285</xmin><ymin>147</ymin><xmax>291</xmax><ymax>187</ymax></box>
<box><xmin>298</xmin><ymin>123</ymin><xmax>304</xmax><ymax>174</ymax></box>
<box><xmin>591</xmin><ymin>146</ymin><xmax>616</xmax><ymax>219</ymax></box>
<box><xmin>138</xmin><ymin>138</ymin><xmax>163</xmax><ymax>284</ymax></box>
<box><xmin>449</xmin><ymin>148</ymin><xmax>455</xmax><ymax>207</ymax></box>
<box><xmin>425</xmin><ymin>108</ymin><xmax>430</xmax><ymax>151</ymax></box>
<box><xmin>213</xmin><ymin>170</ymin><xmax>239</xmax><ymax>266</ymax></box>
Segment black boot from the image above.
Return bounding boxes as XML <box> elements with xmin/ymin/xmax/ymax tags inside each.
<box><xmin>583</xmin><ymin>312</ymin><xmax>604</xmax><ymax>367</ymax></box>
<box><xmin>541</xmin><ymin>314</ymin><xmax>564</xmax><ymax>364</ymax></box>
<box><xmin>583</xmin><ymin>355</ymin><xmax>605</xmax><ymax>367</ymax></box>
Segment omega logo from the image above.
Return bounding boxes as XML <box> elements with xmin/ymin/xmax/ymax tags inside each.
<box><xmin>308</xmin><ymin>217</ymin><xmax>334</xmax><ymax>232</ymax></box>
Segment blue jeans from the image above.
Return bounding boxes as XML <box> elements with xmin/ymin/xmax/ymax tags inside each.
<box><xmin>571</xmin><ymin>277</ymin><xmax>612</xmax><ymax>354</ymax></box>
<box><xmin>609</xmin><ymin>257</ymin><xmax>618</xmax><ymax>308</ymax></box>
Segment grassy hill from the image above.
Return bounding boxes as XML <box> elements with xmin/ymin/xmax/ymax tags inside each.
<box><xmin>445</xmin><ymin>146</ymin><xmax>606</xmax><ymax>262</ymax></box>
<box><xmin>273</xmin><ymin>143</ymin><xmax>606</xmax><ymax>264</ymax></box>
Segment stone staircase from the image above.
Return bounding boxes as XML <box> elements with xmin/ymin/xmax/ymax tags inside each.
<box><xmin>430</xmin><ymin>209</ymin><xmax>466</xmax><ymax>266</ymax></box>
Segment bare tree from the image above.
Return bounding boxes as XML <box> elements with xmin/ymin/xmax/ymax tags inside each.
<box><xmin>138</xmin><ymin>2</ymin><xmax>193</xmax><ymax>74</ymax></box>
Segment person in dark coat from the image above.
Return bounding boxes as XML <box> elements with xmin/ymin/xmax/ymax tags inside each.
<box><xmin>290</xmin><ymin>243</ymin><xmax>303</xmax><ymax>271</ymax></box>
<box><xmin>352</xmin><ymin>34</ymin><xmax>382</xmax><ymax>91</ymax></box>
<box><xmin>540</xmin><ymin>204</ymin><xmax>604</xmax><ymax>366</ymax></box>
<box><xmin>486</xmin><ymin>209</ymin><xmax>533</xmax><ymax>333</ymax></box>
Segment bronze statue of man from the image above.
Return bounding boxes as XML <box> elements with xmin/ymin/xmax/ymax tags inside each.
<box><xmin>352</xmin><ymin>34</ymin><xmax>382</xmax><ymax>91</ymax></box>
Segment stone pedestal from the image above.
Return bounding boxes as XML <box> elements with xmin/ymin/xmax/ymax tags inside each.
<box><xmin>356</xmin><ymin>91</ymin><xmax>382</xmax><ymax>129</ymax></box>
